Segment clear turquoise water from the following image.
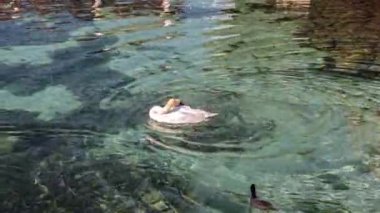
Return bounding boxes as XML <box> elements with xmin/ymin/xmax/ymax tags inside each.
<box><xmin>1</xmin><ymin>0</ymin><xmax>380</xmax><ymax>212</ymax></box>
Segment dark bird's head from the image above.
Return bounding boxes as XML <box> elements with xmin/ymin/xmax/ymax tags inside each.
<box><xmin>250</xmin><ymin>184</ymin><xmax>257</xmax><ymax>198</ymax></box>
<box><xmin>250</xmin><ymin>184</ymin><xmax>277</xmax><ymax>211</ymax></box>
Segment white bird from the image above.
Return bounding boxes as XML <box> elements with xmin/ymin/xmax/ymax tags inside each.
<box><xmin>149</xmin><ymin>98</ymin><xmax>218</xmax><ymax>125</ymax></box>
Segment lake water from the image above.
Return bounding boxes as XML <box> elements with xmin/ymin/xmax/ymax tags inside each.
<box><xmin>1</xmin><ymin>0</ymin><xmax>380</xmax><ymax>212</ymax></box>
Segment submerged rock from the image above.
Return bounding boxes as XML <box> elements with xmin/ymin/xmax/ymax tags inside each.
<box><xmin>0</xmin><ymin>85</ymin><xmax>81</xmax><ymax>121</ymax></box>
<box><xmin>0</xmin><ymin>134</ymin><xmax>17</xmax><ymax>154</ymax></box>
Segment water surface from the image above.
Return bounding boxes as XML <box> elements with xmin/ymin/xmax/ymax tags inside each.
<box><xmin>1</xmin><ymin>0</ymin><xmax>380</xmax><ymax>212</ymax></box>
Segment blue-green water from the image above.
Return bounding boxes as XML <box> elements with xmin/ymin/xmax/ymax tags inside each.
<box><xmin>1</xmin><ymin>0</ymin><xmax>380</xmax><ymax>212</ymax></box>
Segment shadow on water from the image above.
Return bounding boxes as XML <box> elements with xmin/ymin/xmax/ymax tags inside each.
<box><xmin>279</xmin><ymin>0</ymin><xmax>380</xmax><ymax>78</ymax></box>
<box><xmin>258</xmin><ymin>0</ymin><xmax>380</xmax><ymax>78</ymax></box>
<box><xmin>224</xmin><ymin>0</ymin><xmax>380</xmax><ymax>78</ymax></box>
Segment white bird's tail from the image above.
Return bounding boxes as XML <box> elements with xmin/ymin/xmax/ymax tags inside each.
<box><xmin>205</xmin><ymin>112</ymin><xmax>218</xmax><ymax>118</ymax></box>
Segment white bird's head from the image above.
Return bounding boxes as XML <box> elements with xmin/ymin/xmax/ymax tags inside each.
<box><xmin>149</xmin><ymin>98</ymin><xmax>182</xmax><ymax>116</ymax></box>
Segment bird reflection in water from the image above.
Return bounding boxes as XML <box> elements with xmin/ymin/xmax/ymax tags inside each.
<box><xmin>265</xmin><ymin>0</ymin><xmax>380</xmax><ymax>77</ymax></box>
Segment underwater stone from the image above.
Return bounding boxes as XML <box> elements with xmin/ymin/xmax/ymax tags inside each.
<box><xmin>0</xmin><ymin>135</ymin><xmax>17</xmax><ymax>154</ymax></box>
<box><xmin>0</xmin><ymin>41</ymin><xmax>78</xmax><ymax>65</ymax></box>
<box><xmin>152</xmin><ymin>200</ymin><xmax>170</xmax><ymax>211</ymax></box>
<box><xmin>0</xmin><ymin>85</ymin><xmax>81</xmax><ymax>121</ymax></box>
<box><xmin>123</xmin><ymin>198</ymin><xmax>136</xmax><ymax>209</ymax></box>
<box><xmin>141</xmin><ymin>190</ymin><xmax>162</xmax><ymax>204</ymax></box>
<box><xmin>332</xmin><ymin>183</ymin><xmax>350</xmax><ymax>190</ymax></box>
<box><xmin>317</xmin><ymin>173</ymin><xmax>341</xmax><ymax>184</ymax></box>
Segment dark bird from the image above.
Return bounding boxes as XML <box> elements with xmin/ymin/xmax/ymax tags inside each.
<box><xmin>250</xmin><ymin>184</ymin><xmax>277</xmax><ymax>212</ymax></box>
